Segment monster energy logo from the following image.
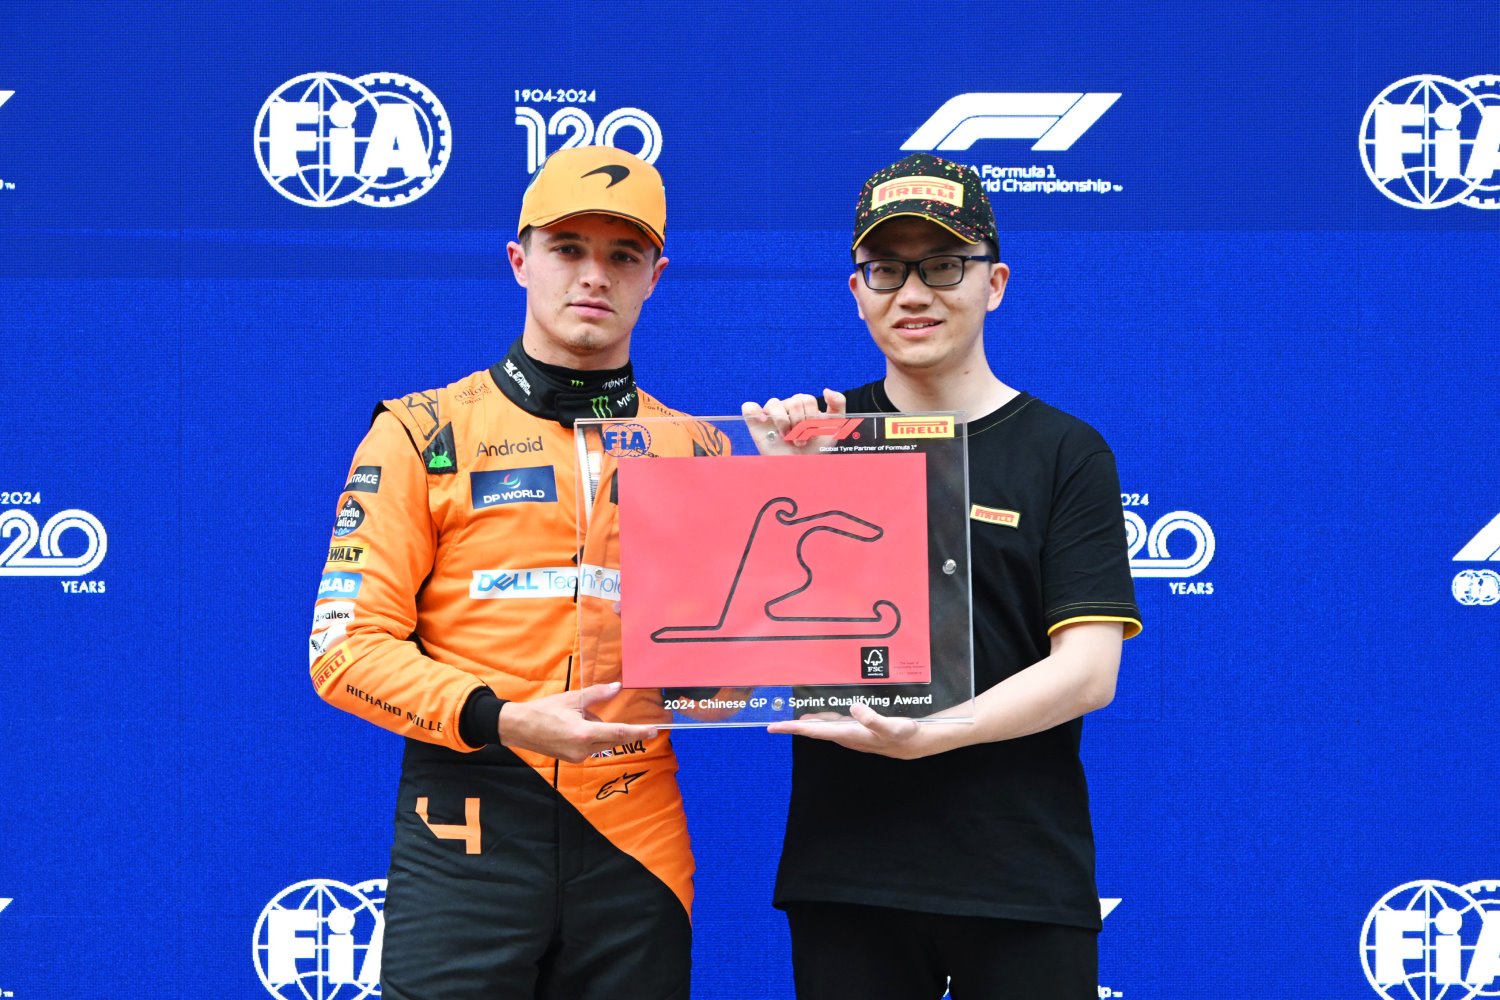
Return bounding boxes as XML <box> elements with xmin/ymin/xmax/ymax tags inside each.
<box><xmin>590</xmin><ymin>395</ymin><xmax>611</xmax><ymax>419</ymax></box>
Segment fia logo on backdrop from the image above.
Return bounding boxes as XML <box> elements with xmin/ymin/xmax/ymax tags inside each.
<box><xmin>1453</xmin><ymin>512</ymin><xmax>1500</xmax><ymax>606</ymax></box>
<box><xmin>254</xmin><ymin>879</ymin><xmax>385</xmax><ymax>998</ymax></box>
<box><xmin>1360</xmin><ymin>75</ymin><xmax>1500</xmax><ymax>209</ymax></box>
<box><xmin>511</xmin><ymin>87</ymin><xmax>661</xmax><ymax>174</ymax></box>
<box><xmin>1362</xmin><ymin>880</ymin><xmax>1500</xmax><ymax>999</ymax></box>
<box><xmin>1122</xmin><ymin>492</ymin><xmax>1215</xmax><ymax>595</ymax></box>
<box><xmin>902</xmin><ymin>92</ymin><xmax>1124</xmax><ymax>196</ymax></box>
<box><xmin>255</xmin><ymin>73</ymin><xmax>451</xmax><ymax>207</ymax></box>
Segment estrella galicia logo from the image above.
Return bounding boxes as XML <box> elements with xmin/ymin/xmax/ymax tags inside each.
<box><xmin>333</xmin><ymin>497</ymin><xmax>366</xmax><ymax>537</ymax></box>
<box><xmin>317</xmin><ymin>572</ymin><xmax>362</xmax><ymax>600</ymax></box>
<box><xmin>344</xmin><ymin>466</ymin><xmax>381</xmax><ymax>494</ymax></box>
<box><xmin>255</xmin><ymin>72</ymin><xmax>452</xmax><ymax>207</ymax></box>
<box><xmin>601</xmin><ymin>422</ymin><xmax>651</xmax><ymax>457</ymax></box>
<box><xmin>860</xmin><ymin>646</ymin><xmax>889</xmax><ymax>679</ymax></box>
<box><xmin>472</xmin><ymin>466</ymin><xmax>558</xmax><ymax>509</ymax></box>
<box><xmin>1361</xmin><ymin>75</ymin><xmax>1500</xmax><ymax>209</ymax></box>
<box><xmin>596</xmin><ymin>770</ymin><xmax>647</xmax><ymax>800</ymax></box>
<box><xmin>254</xmin><ymin>878</ymin><xmax>385</xmax><ymax>997</ymax></box>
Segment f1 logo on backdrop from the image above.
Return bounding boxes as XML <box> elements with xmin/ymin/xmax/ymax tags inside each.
<box><xmin>0</xmin><ymin>90</ymin><xmax>15</xmax><ymax>194</ymax></box>
<box><xmin>903</xmin><ymin>92</ymin><xmax>1124</xmax><ymax>196</ymax></box>
<box><xmin>1362</xmin><ymin>880</ymin><xmax>1500</xmax><ymax>1000</ymax></box>
<box><xmin>902</xmin><ymin>93</ymin><xmax>1120</xmax><ymax>152</ymax></box>
<box><xmin>0</xmin><ymin>896</ymin><xmax>11</xmax><ymax>1000</ymax></box>
<box><xmin>512</xmin><ymin>88</ymin><xmax>662</xmax><ymax>175</ymax></box>
<box><xmin>255</xmin><ymin>73</ymin><xmax>452</xmax><ymax>207</ymax></box>
<box><xmin>1361</xmin><ymin>75</ymin><xmax>1500</xmax><ymax>209</ymax></box>
<box><xmin>254</xmin><ymin>879</ymin><xmax>385</xmax><ymax>998</ymax></box>
<box><xmin>1453</xmin><ymin>512</ymin><xmax>1500</xmax><ymax>606</ymax></box>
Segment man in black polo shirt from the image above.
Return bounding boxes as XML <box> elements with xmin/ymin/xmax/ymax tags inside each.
<box><xmin>744</xmin><ymin>153</ymin><xmax>1141</xmax><ymax>999</ymax></box>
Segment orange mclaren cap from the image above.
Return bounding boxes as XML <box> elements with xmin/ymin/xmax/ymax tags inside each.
<box><xmin>517</xmin><ymin>146</ymin><xmax>666</xmax><ymax>249</ymax></box>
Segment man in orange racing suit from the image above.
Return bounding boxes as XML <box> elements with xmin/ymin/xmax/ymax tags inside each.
<box><xmin>309</xmin><ymin>146</ymin><xmax>717</xmax><ymax>1000</ymax></box>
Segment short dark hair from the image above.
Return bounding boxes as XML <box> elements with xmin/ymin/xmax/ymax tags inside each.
<box><xmin>851</xmin><ymin>237</ymin><xmax>1001</xmax><ymax>265</ymax></box>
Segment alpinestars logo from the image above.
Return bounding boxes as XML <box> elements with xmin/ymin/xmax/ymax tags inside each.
<box><xmin>255</xmin><ymin>73</ymin><xmax>451</xmax><ymax>207</ymax></box>
<box><xmin>1453</xmin><ymin>512</ymin><xmax>1500</xmax><ymax>606</ymax></box>
<box><xmin>1361</xmin><ymin>75</ymin><xmax>1500</xmax><ymax>209</ymax></box>
<box><xmin>902</xmin><ymin>92</ymin><xmax>1123</xmax><ymax>195</ymax></box>
<box><xmin>596</xmin><ymin>771</ymin><xmax>646</xmax><ymax>799</ymax></box>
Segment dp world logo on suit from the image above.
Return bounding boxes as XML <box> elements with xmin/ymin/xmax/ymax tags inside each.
<box><xmin>255</xmin><ymin>73</ymin><xmax>451</xmax><ymax>207</ymax></box>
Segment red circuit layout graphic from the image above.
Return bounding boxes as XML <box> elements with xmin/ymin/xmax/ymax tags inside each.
<box><xmin>618</xmin><ymin>452</ymin><xmax>931</xmax><ymax>688</ymax></box>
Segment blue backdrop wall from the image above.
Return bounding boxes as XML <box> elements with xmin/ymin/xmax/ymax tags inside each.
<box><xmin>2</xmin><ymin>3</ymin><xmax>1498</xmax><ymax>998</ymax></box>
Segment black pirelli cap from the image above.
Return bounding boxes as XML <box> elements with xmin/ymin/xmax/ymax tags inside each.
<box><xmin>851</xmin><ymin>153</ymin><xmax>998</xmax><ymax>254</ymax></box>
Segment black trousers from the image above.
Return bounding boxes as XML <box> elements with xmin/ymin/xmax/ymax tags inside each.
<box><xmin>379</xmin><ymin>741</ymin><xmax>691</xmax><ymax>1000</ymax></box>
<box><xmin>785</xmin><ymin>901</ymin><xmax>1098</xmax><ymax>1000</ymax></box>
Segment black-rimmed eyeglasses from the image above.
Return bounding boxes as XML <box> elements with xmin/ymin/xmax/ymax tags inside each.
<box><xmin>856</xmin><ymin>254</ymin><xmax>996</xmax><ymax>291</ymax></box>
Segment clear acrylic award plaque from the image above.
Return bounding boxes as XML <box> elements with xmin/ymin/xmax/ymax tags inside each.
<box><xmin>574</xmin><ymin>413</ymin><xmax>974</xmax><ymax>728</ymax></box>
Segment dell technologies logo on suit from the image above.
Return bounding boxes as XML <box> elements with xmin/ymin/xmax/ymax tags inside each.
<box><xmin>903</xmin><ymin>92</ymin><xmax>1124</xmax><ymax>195</ymax></box>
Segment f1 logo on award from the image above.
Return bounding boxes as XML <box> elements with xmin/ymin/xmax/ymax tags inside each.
<box><xmin>1453</xmin><ymin>512</ymin><xmax>1500</xmax><ymax>606</ymax></box>
<box><xmin>255</xmin><ymin>73</ymin><xmax>452</xmax><ymax>207</ymax></box>
<box><xmin>1361</xmin><ymin>75</ymin><xmax>1500</xmax><ymax>209</ymax></box>
<box><xmin>254</xmin><ymin>878</ymin><xmax>385</xmax><ymax>999</ymax></box>
<box><xmin>1362</xmin><ymin>880</ymin><xmax>1500</xmax><ymax>1000</ymax></box>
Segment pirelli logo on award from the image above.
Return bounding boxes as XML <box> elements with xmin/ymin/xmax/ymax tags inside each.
<box><xmin>971</xmin><ymin>504</ymin><xmax>1020</xmax><ymax>528</ymax></box>
<box><xmin>871</xmin><ymin>176</ymin><xmax>964</xmax><ymax>207</ymax></box>
<box><xmin>885</xmin><ymin>416</ymin><xmax>956</xmax><ymax>439</ymax></box>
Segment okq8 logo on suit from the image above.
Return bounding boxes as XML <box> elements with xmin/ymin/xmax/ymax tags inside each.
<box><xmin>254</xmin><ymin>879</ymin><xmax>386</xmax><ymax>998</ymax></box>
<box><xmin>1362</xmin><ymin>880</ymin><xmax>1500</xmax><ymax>1000</ymax></box>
